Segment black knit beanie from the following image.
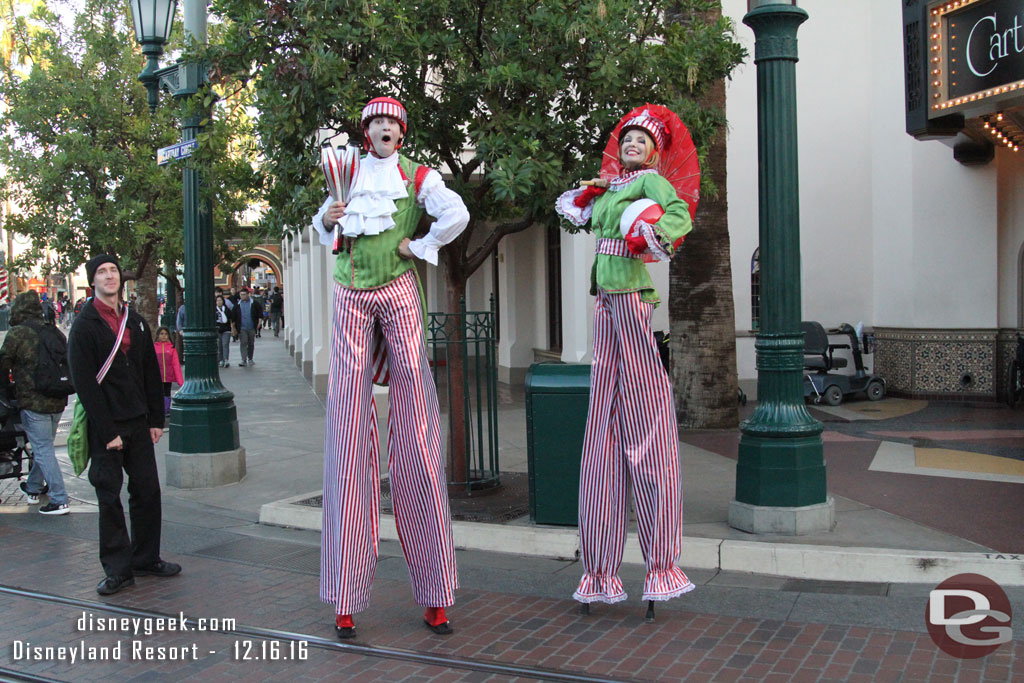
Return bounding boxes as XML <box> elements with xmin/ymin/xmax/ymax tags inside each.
<box><xmin>86</xmin><ymin>254</ymin><xmax>122</xmax><ymax>286</ymax></box>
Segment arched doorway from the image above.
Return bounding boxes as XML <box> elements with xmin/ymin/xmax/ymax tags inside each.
<box><xmin>218</xmin><ymin>247</ymin><xmax>285</xmax><ymax>292</ymax></box>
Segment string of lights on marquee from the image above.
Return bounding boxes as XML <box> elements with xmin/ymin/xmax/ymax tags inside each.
<box><xmin>982</xmin><ymin>112</ymin><xmax>1023</xmax><ymax>150</ymax></box>
<box><xmin>928</xmin><ymin>0</ymin><xmax>1024</xmax><ymax>150</ymax></box>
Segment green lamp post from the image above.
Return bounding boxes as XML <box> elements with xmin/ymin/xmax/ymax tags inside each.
<box><xmin>728</xmin><ymin>0</ymin><xmax>832</xmax><ymax>534</ymax></box>
<box><xmin>131</xmin><ymin>0</ymin><xmax>245</xmax><ymax>487</ymax></box>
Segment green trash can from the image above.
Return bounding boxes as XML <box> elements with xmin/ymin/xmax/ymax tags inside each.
<box><xmin>525</xmin><ymin>363</ymin><xmax>590</xmax><ymax>526</ymax></box>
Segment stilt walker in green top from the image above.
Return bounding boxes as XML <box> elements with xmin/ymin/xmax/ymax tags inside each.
<box><xmin>556</xmin><ymin>105</ymin><xmax>700</xmax><ymax>621</ymax></box>
<box><xmin>312</xmin><ymin>96</ymin><xmax>469</xmax><ymax>639</ymax></box>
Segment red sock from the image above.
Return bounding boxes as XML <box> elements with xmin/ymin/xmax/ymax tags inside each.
<box><xmin>424</xmin><ymin>606</ymin><xmax>448</xmax><ymax>627</ymax></box>
<box><xmin>336</xmin><ymin>614</ymin><xmax>354</xmax><ymax>629</ymax></box>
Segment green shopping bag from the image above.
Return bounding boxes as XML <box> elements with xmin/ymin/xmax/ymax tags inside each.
<box><xmin>67</xmin><ymin>399</ymin><xmax>89</xmax><ymax>477</ymax></box>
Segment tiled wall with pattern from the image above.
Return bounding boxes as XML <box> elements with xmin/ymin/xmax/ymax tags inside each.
<box><xmin>873</xmin><ymin>328</ymin><xmax>998</xmax><ymax>399</ymax></box>
<box><xmin>996</xmin><ymin>329</ymin><xmax>1023</xmax><ymax>401</ymax></box>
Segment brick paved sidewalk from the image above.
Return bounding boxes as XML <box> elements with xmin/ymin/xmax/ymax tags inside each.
<box><xmin>0</xmin><ymin>525</ymin><xmax>1019</xmax><ymax>682</ymax></box>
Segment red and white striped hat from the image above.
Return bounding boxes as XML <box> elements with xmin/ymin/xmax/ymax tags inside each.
<box><xmin>360</xmin><ymin>96</ymin><xmax>408</xmax><ymax>134</ymax></box>
<box><xmin>620</xmin><ymin>109</ymin><xmax>667</xmax><ymax>151</ymax></box>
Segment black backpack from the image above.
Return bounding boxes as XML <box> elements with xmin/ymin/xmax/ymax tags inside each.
<box><xmin>24</xmin><ymin>320</ymin><xmax>75</xmax><ymax>398</ymax></box>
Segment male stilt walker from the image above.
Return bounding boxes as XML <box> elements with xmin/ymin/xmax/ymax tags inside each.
<box><xmin>313</xmin><ymin>96</ymin><xmax>468</xmax><ymax>639</ymax></box>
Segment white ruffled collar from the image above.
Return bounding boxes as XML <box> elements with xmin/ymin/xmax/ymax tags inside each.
<box><xmin>340</xmin><ymin>152</ymin><xmax>409</xmax><ymax>237</ymax></box>
<box><xmin>608</xmin><ymin>168</ymin><xmax>658</xmax><ymax>191</ymax></box>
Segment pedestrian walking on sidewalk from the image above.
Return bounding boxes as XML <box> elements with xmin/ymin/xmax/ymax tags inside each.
<box><xmin>230</xmin><ymin>287</ymin><xmax>262</xmax><ymax>366</ymax></box>
<box><xmin>312</xmin><ymin>95</ymin><xmax>468</xmax><ymax>639</ymax></box>
<box><xmin>0</xmin><ymin>290</ymin><xmax>72</xmax><ymax>515</ymax></box>
<box><xmin>556</xmin><ymin>105</ymin><xmax>697</xmax><ymax>613</ymax></box>
<box><xmin>174</xmin><ymin>294</ymin><xmax>186</xmax><ymax>364</ymax></box>
<box><xmin>269</xmin><ymin>286</ymin><xmax>283</xmax><ymax>336</ymax></box>
<box><xmin>214</xmin><ymin>295</ymin><xmax>233</xmax><ymax>368</ymax></box>
<box><xmin>68</xmin><ymin>254</ymin><xmax>181</xmax><ymax>596</ymax></box>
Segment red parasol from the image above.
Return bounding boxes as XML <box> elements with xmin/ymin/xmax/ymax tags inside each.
<box><xmin>600</xmin><ymin>104</ymin><xmax>700</xmax><ymax>221</ymax></box>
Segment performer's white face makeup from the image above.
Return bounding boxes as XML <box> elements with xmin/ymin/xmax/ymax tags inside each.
<box><xmin>619</xmin><ymin>128</ymin><xmax>653</xmax><ymax>170</ymax></box>
<box><xmin>366</xmin><ymin>116</ymin><xmax>403</xmax><ymax>158</ymax></box>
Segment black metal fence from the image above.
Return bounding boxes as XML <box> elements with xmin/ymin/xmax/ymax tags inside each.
<box><xmin>427</xmin><ymin>296</ymin><xmax>499</xmax><ymax>493</ymax></box>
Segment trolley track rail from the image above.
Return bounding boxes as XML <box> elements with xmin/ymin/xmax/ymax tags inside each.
<box><xmin>0</xmin><ymin>584</ymin><xmax>634</xmax><ymax>683</ymax></box>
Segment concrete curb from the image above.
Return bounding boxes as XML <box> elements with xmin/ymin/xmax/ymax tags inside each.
<box><xmin>260</xmin><ymin>492</ymin><xmax>1024</xmax><ymax>586</ymax></box>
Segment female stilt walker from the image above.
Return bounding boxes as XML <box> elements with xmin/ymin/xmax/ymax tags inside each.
<box><xmin>312</xmin><ymin>96</ymin><xmax>469</xmax><ymax>639</ymax></box>
<box><xmin>556</xmin><ymin>104</ymin><xmax>699</xmax><ymax>620</ymax></box>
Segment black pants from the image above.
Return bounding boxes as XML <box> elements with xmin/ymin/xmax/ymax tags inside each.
<box><xmin>87</xmin><ymin>418</ymin><xmax>161</xmax><ymax>578</ymax></box>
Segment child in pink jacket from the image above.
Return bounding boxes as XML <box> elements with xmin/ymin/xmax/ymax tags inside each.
<box><xmin>153</xmin><ymin>327</ymin><xmax>183</xmax><ymax>415</ymax></box>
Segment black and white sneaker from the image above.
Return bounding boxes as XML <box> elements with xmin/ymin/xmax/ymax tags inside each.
<box><xmin>20</xmin><ymin>482</ymin><xmax>48</xmax><ymax>505</ymax></box>
<box><xmin>39</xmin><ymin>502</ymin><xmax>70</xmax><ymax>515</ymax></box>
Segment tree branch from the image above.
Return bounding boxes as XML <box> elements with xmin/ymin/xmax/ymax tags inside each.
<box><xmin>463</xmin><ymin>213</ymin><xmax>535</xmax><ymax>275</ymax></box>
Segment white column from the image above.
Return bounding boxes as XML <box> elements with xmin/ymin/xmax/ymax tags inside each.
<box><xmin>496</xmin><ymin>225</ymin><xmax>548</xmax><ymax>384</ymax></box>
<box><xmin>281</xmin><ymin>236</ymin><xmax>293</xmax><ymax>354</ymax></box>
<box><xmin>299</xmin><ymin>226</ymin><xmax>314</xmax><ymax>378</ymax></box>
<box><xmin>559</xmin><ymin>230</ymin><xmax>594</xmax><ymax>364</ymax></box>
<box><xmin>310</xmin><ymin>243</ymin><xmax>333</xmax><ymax>397</ymax></box>
<box><xmin>289</xmin><ymin>235</ymin><xmax>301</xmax><ymax>354</ymax></box>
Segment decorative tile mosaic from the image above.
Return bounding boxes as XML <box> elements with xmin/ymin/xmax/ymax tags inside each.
<box><xmin>873</xmin><ymin>328</ymin><xmax>997</xmax><ymax>399</ymax></box>
<box><xmin>996</xmin><ymin>328</ymin><xmax>1024</xmax><ymax>399</ymax></box>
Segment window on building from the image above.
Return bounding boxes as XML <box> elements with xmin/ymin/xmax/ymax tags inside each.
<box><xmin>751</xmin><ymin>247</ymin><xmax>760</xmax><ymax>331</ymax></box>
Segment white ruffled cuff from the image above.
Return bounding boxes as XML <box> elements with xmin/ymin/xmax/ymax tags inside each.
<box><xmin>555</xmin><ymin>189</ymin><xmax>593</xmax><ymax>227</ymax></box>
<box><xmin>639</xmin><ymin>221</ymin><xmax>671</xmax><ymax>262</ymax></box>
<box><xmin>408</xmin><ymin>239</ymin><xmax>438</xmax><ymax>265</ymax></box>
<box><xmin>312</xmin><ymin>195</ymin><xmax>336</xmax><ymax>247</ymax></box>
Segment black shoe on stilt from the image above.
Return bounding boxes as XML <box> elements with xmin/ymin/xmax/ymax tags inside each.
<box><xmin>423</xmin><ymin>619</ymin><xmax>453</xmax><ymax>635</ymax></box>
<box><xmin>579</xmin><ymin>603</ymin><xmax>591</xmax><ymax>616</ymax></box>
<box><xmin>423</xmin><ymin>607</ymin><xmax>453</xmax><ymax>635</ymax></box>
<box><xmin>335</xmin><ymin>614</ymin><xmax>355</xmax><ymax>639</ymax></box>
<box><xmin>644</xmin><ymin>600</ymin><xmax>655</xmax><ymax>623</ymax></box>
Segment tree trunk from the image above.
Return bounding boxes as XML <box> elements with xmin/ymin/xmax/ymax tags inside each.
<box><xmin>134</xmin><ymin>257</ymin><xmax>160</xmax><ymax>329</ymax></box>
<box><xmin>444</xmin><ymin>267</ymin><xmax>469</xmax><ymax>492</ymax></box>
<box><xmin>669</xmin><ymin>37</ymin><xmax>740</xmax><ymax>429</ymax></box>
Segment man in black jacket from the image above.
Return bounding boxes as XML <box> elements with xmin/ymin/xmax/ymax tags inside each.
<box><xmin>67</xmin><ymin>255</ymin><xmax>181</xmax><ymax>596</ymax></box>
<box><xmin>229</xmin><ymin>287</ymin><xmax>263</xmax><ymax>367</ymax></box>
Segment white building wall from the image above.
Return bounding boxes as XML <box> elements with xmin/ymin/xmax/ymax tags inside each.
<box><xmin>998</xmin><ymin>149</ymin><xmax>1024</xmax><ymax>328</ymax></box>
<box><xmin>909</xmin><ymin>147</ymin><xmax>998</xmax><ymax>328</ymax></box>
<box><xmin>497</xmin><ymin>224</ymin><xmax>549</xmax><ymax>383</ymax></box>
<box><xmin>560</xmin><ymin>229</ymin><xmax>595</xmax><ymax>364</ymax></box>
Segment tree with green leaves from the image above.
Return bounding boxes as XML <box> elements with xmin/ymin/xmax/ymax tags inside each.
<box><xmin>0</xmin><ymin>0</ymin><xmax>261</xmax><ymax>324</ymax></box>
<box><xmin>208</xmin><ymin>0</ymin><xmax>742</xmax><ymax>309</ymax></box>
<box><xmin>208</xmin><ymin>0</ymin><xmax>746</xmax><ymax>447</ymax></box>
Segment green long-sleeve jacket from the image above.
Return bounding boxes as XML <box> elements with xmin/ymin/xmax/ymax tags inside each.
<box><xmin>559</xmin><ymin>171</ymin><xmax>693</xmax><ymax>305</ymax></box>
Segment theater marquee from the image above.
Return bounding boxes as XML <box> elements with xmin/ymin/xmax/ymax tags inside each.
<box><xmin>904</xmin><ymin>0</ymin><xmax>1024</xmax><ymax>157</ymax></box>
<box><xmin>929</xmin><ymin>0</ymin><xmax>1024</xmax><ymax>116</ymax></box>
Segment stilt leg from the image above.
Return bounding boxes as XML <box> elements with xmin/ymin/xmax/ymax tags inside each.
<box><xmin>579</xmin><ymin>603</ymin><xmax>590</xmax><ymax>616</ymax></box>
<box><xmin>644</xmin><ymin>600</ymin><xmax>655</xmax><ymax>623</ymax></box>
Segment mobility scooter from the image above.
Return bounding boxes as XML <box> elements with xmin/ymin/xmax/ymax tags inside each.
<box><xmin>802</xmin><ymin>321</ymin><xmax>885</xmax><ymax>406</ymax></box>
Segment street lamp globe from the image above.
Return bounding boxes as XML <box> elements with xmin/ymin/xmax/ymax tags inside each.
<box><xmin>130</xmin><ymin>0</ymin><xmax>177</xmax><ymax>111</ymax></box>
<box><xmin>131</xmin><ymin>0</ymin><xmax>176</xmax><ymax>45</ymax></box>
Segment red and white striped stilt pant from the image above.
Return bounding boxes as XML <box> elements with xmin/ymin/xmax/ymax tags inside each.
<box><xmin>320</xmin><ymin>270</ymin><xmax>458</xmax><ymax>614</ymax></box>
<box><xmin>574</xmin><ymin>289</ymin><xmax>694</xmax><ymax>604</ymax></box>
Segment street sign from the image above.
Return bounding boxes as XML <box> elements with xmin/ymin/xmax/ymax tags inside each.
<box><xmin>157</xmin><ymin>139</ymin><xmax>198</xmax><ymax>166</ymax></box>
